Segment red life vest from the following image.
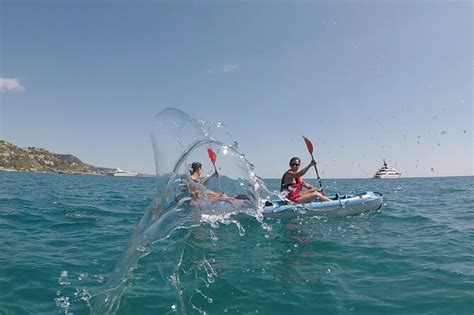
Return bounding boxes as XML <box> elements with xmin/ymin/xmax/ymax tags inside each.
<box><xmin>281</xmin><ymin>172</ymin><xmax>302</xmax><ymax>202</ymax></box>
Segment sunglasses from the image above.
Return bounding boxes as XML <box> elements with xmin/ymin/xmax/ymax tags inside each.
<box><xmin>291</xmin><ymin>163</ymin><xmax>300</xmax><ymax>167</ymax></box>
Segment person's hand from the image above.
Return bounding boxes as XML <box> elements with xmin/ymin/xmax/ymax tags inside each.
<box><xmin>213</xmin><ymin>171</ymin><xmax>219</xmax><ymax>178</ymax></box>
<box><xmin>310</xmin><ymin>159</ymin><xmax>317</xmax><ymax>166</ymax></box>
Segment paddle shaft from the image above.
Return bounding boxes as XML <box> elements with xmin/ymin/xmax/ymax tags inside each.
<box><xmin>310</xmin><ymin>152</ymin><xmax>324</xmax><ymax>194</ymax></box>
<box><xmin>211</xmin><ymin>163</ymin><xmax>219</xmax><ymax>177</ymax></box>
<box><xmin>211</xmin><ymin>163</ymin><xmax>224</xmax><ymax>193</ymax></box>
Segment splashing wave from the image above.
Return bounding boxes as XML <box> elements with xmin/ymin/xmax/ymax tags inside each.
<box><xmin>91</xmin><ymin>108</ymin><xmax>273</xmax><ymax>314</ymax></box>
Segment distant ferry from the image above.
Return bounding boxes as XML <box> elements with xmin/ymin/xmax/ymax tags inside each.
<box><xmin>373</xmin><ymin>159</ymin><xmax>401</xmax><ymax>179</ymax></box>
<box><xmin>107</xmin><ymin>168</ymin><xmax>138</xmax><ymax>177</ymax></box>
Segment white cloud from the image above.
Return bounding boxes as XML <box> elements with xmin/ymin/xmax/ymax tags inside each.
<box><xmin>0</xmin><ymin>78</ymin><xmax>25</xmax><ymax>92</ymax></box>
<box><xmin>222</xmin><ymin>64</ymin><xmax>239</xmax><ymax>73</ymax></box>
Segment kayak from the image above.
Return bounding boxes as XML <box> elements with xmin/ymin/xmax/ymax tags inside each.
<box><xmin>262</xmin><ymin>191</ymin><xmax>383</xmax><ymax>219</ymax></box>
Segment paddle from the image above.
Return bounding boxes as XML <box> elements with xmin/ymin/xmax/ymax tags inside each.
<box><xmin>207</xmin><ymin>148</ymin><xmax>224</xmax><ymax>193</ymax></box>
<box><xmin>302</xmin><ymin>136</ymin><xmax>325</xmax><ymax>195</ymax></box>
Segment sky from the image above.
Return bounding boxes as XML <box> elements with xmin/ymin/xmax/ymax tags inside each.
<box><xmin>0</xmin><ymin>0</ymin><xmax>472</xmax><ymax>178</ymax></box>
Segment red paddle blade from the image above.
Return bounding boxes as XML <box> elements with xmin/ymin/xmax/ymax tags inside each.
<box><xmin>302</xmin><ymin>136</ymin><xmax>314</xmax><ymax>154</ymax></box>
<box><xmin>207</xmin><ymin>148</ymin><xmax>217</xmax><ymax>165</ymax></box>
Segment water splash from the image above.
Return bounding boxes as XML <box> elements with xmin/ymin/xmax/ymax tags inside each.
<box><xmin>91</xmin><ymin>108</ymin><xmax>274</xmax><ymax>314</ymax></box>
<box><xmin>58</xmin><ymin>271</ymin><xmax>70</xmax><ymax>285</ymax></box>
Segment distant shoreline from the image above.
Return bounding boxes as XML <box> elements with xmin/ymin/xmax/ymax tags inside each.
<box><xmin>1</xmin><ymin>169</ymin><xmax>470</xmax><ymax>180</ymax></box>
<box><xmin>0</xmin><ymin>167</ymin><xmax>105</xmax><ymax>176</ymax></box>
<box><xmin>0</xmin><ymin>168</ymin><xmax>156</xmax><ymax>178</ymax></box>
<box><xmin>0</xmin><ymin>139</ymin><xmax>117</xmax><ymax>175</ymax></box>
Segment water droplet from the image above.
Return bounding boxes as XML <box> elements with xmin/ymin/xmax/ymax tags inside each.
<box><xmin>236</xmin><ymin>222</ymin><xmax>246</xmax><ymax>236</ymax></box>
<box><xmin>58</xmin><ymin>271</ymin><xmax>70</xmax><ymax>285</ymax></box>
<box><xmin>78</xmin><ymin>272</ymin><xmax>88</xmax><ymax>281</ymax></box>
<box><xmin>171</xmin><ymin>304</ymin><xmax>177</xmax><ymax>310</ymax></box>
<box><xmin>136</xmin><ymin>245</ymin><xmax>147</xmax><ymax>252</ymax></box>
<box><xmin>55</xmin><ymin>296</ymin><xmax>70</xmax><ymax>310</ymax></box>
<box><xmin>75</xmin><ymin>288</ymin><xmax>92</xmax><ymax>302</ymax></box>
<box><xmin>209</xmin><ymin>230</ymin><xmax>218</xmax><ymax>245</ymax></box>
<box><xmin>327</xmin><ymin>268</ymin><xmax>331</xmax><ymax>273</ymax></box>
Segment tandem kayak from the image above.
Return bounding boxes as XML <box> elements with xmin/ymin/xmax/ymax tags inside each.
<box><xmin>262</xmin><ymin>191</ymin><xmax>383</xmax><ymax>219</ymax></box>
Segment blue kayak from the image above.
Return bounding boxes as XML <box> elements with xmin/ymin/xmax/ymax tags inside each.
<box><xmin>262</xmin><ymin>191</ymin><xmax>383</xmax><ymax>219</ymax></box>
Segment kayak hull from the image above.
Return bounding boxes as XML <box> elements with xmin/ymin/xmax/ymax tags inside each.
<box><xmin>262</xmin><ymin>191</ymin><xmax>383</xmax><ymax>219</ymax></box>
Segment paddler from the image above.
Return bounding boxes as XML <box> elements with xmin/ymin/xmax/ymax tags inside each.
<box><xmin>281</xmin><ymin>157</ymin><xmax>330</xmax><ymax>203</ymax></box>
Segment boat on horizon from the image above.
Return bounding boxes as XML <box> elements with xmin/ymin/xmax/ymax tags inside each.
<box><xmin>373</xmin><ymin>159</ymin><xmax>402</xmax><ymax>179</ymax></box>
<box><xmin>107</xmin><ymin>168</ymin><xmax>139</xmax><ymax>177</ymax></box>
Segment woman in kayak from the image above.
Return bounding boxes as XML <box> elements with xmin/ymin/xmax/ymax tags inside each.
<box><xmin>281</xmin><ymin>157</ymin><xmax>330</xmax><ymax>203</ymax></box>
<box><xmin>189</xmin><ymin>162</ymin><xmax>230</xmax><ymax>202</ymax></box>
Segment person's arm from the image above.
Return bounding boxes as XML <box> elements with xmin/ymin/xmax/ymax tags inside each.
<box><xmin>301</xmin><ymin>180</ymin><xmax>313</xmax><ymax>190</ymax></box>
<box><xmin>302</xmin><ymin>179</ymin><xmax>323</xmax><ymax>192</ymax></box>
<box><xmin>286</xmin><ymin>161</ymin><xmax>316</xmax><ymax>179</ymax></box>
<box><xmin>201</xmin><ymin>171</ymin><xmax>217</xmax><ymax>185</ymax></box>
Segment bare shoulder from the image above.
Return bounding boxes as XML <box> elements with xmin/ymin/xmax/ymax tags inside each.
<box><xmin>283</xmin><ymin>170</ymin><xmax>296</xmax><ymax>182</ymax></box>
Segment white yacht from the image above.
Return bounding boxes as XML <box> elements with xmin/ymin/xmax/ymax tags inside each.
<box><xmin>108</xmin><ymin>168</ymin><xmax>139</xmax><ymax>177</ymax></box>
<box><xmin>373</xmin><ymin>159</ymin><xmax>401</xmax><ymax>179</ymax></box>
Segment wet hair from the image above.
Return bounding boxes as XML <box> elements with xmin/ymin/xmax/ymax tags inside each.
<box><xmin>190</xmin><ymin>162</ymin><xmax>202</xmax><ymax>175</ymax></box>
<box><xmin>289</xmin><ymin>157</ymin><xmax>300</xmax><ymax>166</ymax></box>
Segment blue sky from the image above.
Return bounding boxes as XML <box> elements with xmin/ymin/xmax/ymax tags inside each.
<box><xmin>1</xmin><ymin>0</ymin><xmax>472</xmax><ymax>178</ymax></box>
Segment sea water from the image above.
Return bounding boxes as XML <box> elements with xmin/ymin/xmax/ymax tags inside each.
<box><xmin>0</xmin><ymin>171</ymin><xmax>473</xmax><ymax>314</ymax></box>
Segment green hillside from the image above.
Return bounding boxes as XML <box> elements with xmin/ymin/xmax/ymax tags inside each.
<box><xmin>0</xmin><ymin>140</ymin><xmax>112</xmax><ymax>174</ymax></box>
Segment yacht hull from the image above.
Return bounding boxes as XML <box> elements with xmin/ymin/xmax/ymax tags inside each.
<box><xmin>374</xmin><ymin>174</ymin><xmax>401</xmax><ymax>179</ymax></box>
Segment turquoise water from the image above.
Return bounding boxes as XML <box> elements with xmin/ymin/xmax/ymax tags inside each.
<box><xmin>1</xmin><ymin>172</ymin><xmax>473</xmax><ymax>314</ymax></box>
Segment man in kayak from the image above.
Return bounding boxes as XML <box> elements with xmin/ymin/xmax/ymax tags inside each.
<box><xmin>189</xmin><ymin>161</ymin><xmax>230</xmax><ymax>202</ymax></box>
<box><xmin>281</xmin><ymin>157</ymin><xmax>331</xmax><ymax>203</ymax></box>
